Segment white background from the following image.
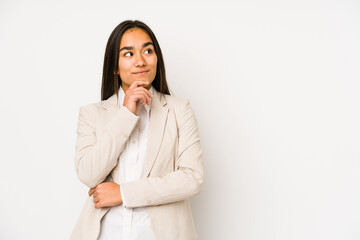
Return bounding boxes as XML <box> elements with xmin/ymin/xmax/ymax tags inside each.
<box><xmin>1</xmin><ymin>0</ymin><xmax>359</xmax><ymax>239</ymax></box>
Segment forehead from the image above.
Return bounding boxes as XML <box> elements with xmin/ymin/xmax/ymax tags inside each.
<box><xmin>120</xmin><ymin>28</ymin><xmax>152</xmax><ymax>47</ymax></box>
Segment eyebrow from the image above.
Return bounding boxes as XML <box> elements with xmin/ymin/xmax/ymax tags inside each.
<box><xmin>119</xmin><ymin>42</ymin><xmax>154</xmax><ymax>52</ymax></box>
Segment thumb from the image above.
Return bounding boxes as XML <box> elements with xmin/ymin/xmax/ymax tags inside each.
<box><xmin>88</xmin><ymin>188</ymin><xmax>95</xmax><ymax>196</ymax></box>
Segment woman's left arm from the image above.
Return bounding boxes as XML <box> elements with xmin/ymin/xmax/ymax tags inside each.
<box><xmin>120</xmin><ymin>99</ymin><xmax>204</xmax><ymax>208</ymax></box>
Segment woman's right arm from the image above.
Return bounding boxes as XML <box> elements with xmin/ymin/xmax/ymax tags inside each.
<box><xmin>75</xmin><ymin>80</ymin><xmax>152</xmax><ymax>189</ymax></box>
<box><xmin>74</xmin><ymin>105</ymin><xmax>140</xmax><ymax>188</ymax></box>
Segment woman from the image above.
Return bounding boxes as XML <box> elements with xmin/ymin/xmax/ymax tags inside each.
<box><xmin>70</xmin><ymin>20</ymin><xmax>203</xmax><ymax>240</ymax></box>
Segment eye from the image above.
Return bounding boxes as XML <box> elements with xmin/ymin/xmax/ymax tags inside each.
<box><xmin>145</xmin><ymin>49</ymin><xmax>153</xmax><ymax>54</ymax></box>
<box><xmin>124</xmin><ymin>52</ymin><xmax>133</xmax><ymax>57</ymax></box>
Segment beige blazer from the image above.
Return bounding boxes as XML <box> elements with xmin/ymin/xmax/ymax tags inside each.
<box><xmin>70</xmin><ymin>88</ymin><xmax>203</xmax><ymax>240</ymax></box>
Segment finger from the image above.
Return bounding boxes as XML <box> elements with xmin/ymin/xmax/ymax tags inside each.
<box><xmin>133</xmin><ymin>92</ymin><xmax>148</xmax><ymax>106</ymax></box>
<box><xmin>140</xmin><ymin>93</ymin><xmax>149</xmax><ymax>106</ymax></box>
<box><xmin>129</xmin><ymin>85</ymin><xmax>153</xmax><ymax>103</ymax></box>
<box><xmin>129</xmin><ymin>80</ymin><xmax>149</xmax><ymax>89</ymax></box>
<box><xmin>132</xmin><ymin>89</ymin><xmax>152</xmax><ymax>105</ymax></box>
<box><xmin>88</xmin><ymin>188</ymin><xmax>95</xmax><ymax>196</ymax></box>
<box><xmin>92</xmin><ymin>191</ymin><xmax>98</xmax><ymax>198</ymax></box>
<box><xmin>131</xmin><ymin>94</ymin><xmax>148</xmax><ymax>106</ymax></box>
<box><xmin>137</xmin><ymin>87</ymin><xmax>153</xmax><ymax>99</ymax></box>
<box><xmin>129</xmin><ymin>94</ymin><xmax>143</xmax><ymax>104</ymax></box>
<box><xmin>94</xmin><ymin>198</ymin><xmax>104</xmax><ymax>208</ymax></box>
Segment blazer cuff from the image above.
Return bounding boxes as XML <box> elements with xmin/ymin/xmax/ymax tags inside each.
<box><xmin>120</xmin><ymin>184</ymin><xmax>127</xmax><ymax>207</ymax></box>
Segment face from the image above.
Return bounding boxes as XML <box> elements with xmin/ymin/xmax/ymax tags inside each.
<box><xmin>118</xmin><ymin>28</ymin><xmax>157</xmax><ymax>92</ymax></box>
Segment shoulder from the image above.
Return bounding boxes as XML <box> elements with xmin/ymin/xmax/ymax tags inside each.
<box><xmin>79</xmin><ymin>101</ymin><xmax>102</xmax><ymax>112</ymax></box>
<box><xmin>162</xmin><ymin>94</ymin><xmax>198</xmax><ymax>122</ymax></box>
<box><xmin>163</xmin><ymin>94</ymin><xmax>191</xmax><ymax>110</ymax></box>
<box><xmin>77</xmin><ymin>100</ymin><xmax>106</xmax><ymax>120</ymax></box>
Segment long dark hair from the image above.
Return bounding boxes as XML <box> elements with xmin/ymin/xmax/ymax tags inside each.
<box><xmin>101</xmin><ymin>20</ymin><xmax>170</xmax><ymax>100</ymax></box>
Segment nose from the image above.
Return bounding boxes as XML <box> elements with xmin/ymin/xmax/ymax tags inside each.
<box><xmin>135</xmin><ymin>53</ymin><xmax>146</xmax><ymax>67</ymax></box>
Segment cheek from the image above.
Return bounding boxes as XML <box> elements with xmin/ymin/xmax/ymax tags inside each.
<box><xmin>118</xmin><ymin>61</ymin><xmax>132</xmax><ymax>77</ymax></box>
<box><xmin>151</xmin><ymin>57</ymin><xmax>158</xmax><ymax>72</ymax></box>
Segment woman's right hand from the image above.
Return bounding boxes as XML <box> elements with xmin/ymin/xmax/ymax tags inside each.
<box><xmin>123</xmin><ymin>80</ymin><xmax>153</xmax><ymax>115</ymax></box>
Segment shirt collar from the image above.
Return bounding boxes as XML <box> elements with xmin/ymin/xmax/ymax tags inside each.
<box><xmin>119</xmin><ymin>85</ymin><xmax>153</xmax><ymax>113</ymax></box>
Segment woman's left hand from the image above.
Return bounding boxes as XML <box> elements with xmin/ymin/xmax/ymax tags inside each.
<box><xmin>88</xmin><ymin>182</ymin><xmax>123</xmax><ymax>209</ymax></box>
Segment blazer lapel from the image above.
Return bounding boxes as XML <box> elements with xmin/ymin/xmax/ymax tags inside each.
<box><xmin>142</xmin><ymin>89</ymin><xmax>168</xmax><ymax>178</ymax></box>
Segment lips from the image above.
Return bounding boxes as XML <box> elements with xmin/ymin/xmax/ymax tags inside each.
<box><xmin>133</xmin><ymin>70</ymin><xmax>149</xmax><ymax>75</ymax></box>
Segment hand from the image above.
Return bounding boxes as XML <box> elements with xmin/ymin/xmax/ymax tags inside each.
<box><xmin>88</xmin><ymin>182</ymin><xmax>123</xmax><ymax>209</ymax></box>
<box><xmin>123</xmin><ymin>80</ymin><xmax>153</xmax><ymax>115</ymax></box>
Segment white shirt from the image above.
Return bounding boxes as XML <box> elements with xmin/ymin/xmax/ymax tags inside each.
<box><xmin>98</xmin><ymin>86</ymin><xmax>156</xmax><ymax>240</ymax></box>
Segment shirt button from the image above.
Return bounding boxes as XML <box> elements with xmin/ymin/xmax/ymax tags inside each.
<box><xmin>122</xmin><ymin>133</ymin><xmax>128</xmax><ymax>138</ymax></box>
<box><xmin>131</xmin><ymin>140</ymin><xmax>136</xmax><ymax>144</ymax></box>
<box><xmin>147</xmin><ymin>199</ymin><xmax>151</xmax><ymax>204</ymax></box>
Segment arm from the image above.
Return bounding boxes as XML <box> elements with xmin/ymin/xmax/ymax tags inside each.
<box><xmin>74</xmin><ymin>104</ymin><xmax>139</xmax><ymax>188</ymax></box>
<box><xmin>120</xmin><ymin>99</ymin><xmax>204</xmax><ymax>208</ymax></box>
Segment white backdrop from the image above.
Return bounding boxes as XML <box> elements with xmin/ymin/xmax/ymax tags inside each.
<box><xmin>1</xmin><ymin>0</ymin><xmax>359</xmax><ymax>239</ymax></box>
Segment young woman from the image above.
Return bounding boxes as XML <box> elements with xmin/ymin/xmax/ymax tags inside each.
<box><xmin>70</xmin><ymin>20</ymin><xmax>203</xmax><ymax>240</ymax></box>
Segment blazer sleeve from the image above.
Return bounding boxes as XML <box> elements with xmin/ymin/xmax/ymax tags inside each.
<box><xmin>74</xmin><ymin>104</ymin><xmax>140</xmax><ymax>188</ymax></box>
<box><xmin>120</xmin><ymin>99</ymin><xmax>203</xmax><ymax>208</ymax></box>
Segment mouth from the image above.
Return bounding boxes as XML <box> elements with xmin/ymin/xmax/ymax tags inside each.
<box><xmin>133</xmin><ymin>70</ymin><xmax>149</xmax><ymax>75</ymax></box>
